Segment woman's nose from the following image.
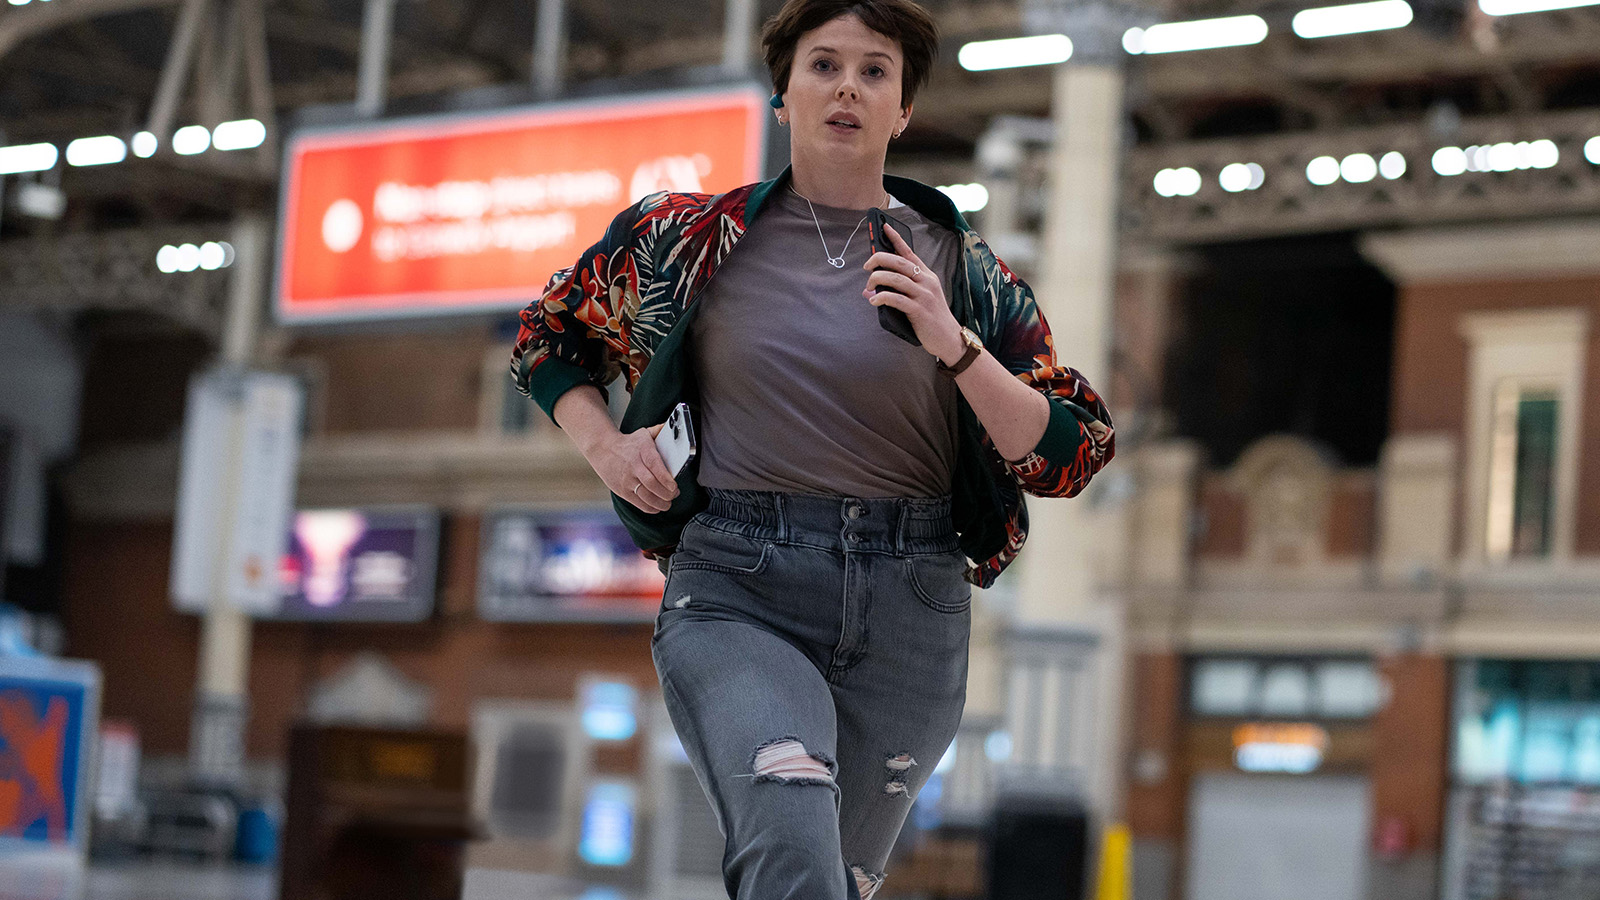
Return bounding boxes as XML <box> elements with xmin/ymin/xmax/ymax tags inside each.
<box><xmin>836</xmin><ymin>79</ymin><xmax>859</xmax><ymax>100</ymax></box>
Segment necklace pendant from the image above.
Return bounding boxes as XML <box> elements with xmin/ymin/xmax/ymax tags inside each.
<box><xmin>828</xmin><ymin>256</ymin><xmax>845</xmax><ymax>268</ymax></box>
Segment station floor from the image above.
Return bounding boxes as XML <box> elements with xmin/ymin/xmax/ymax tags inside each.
<box><xmin>0</xmin><ymin>858</ymin><xmax>652</xmax><ymax>900</ymax></box>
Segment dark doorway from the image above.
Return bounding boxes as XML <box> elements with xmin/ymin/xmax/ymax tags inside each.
<box><xmin>1164</xmin><ymin>234</ymin><xmax>1396</xmax><ymax>468</ymax></box>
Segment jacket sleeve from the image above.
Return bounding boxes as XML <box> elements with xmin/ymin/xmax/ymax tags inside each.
<box><xmin>510</xmin><ymin>200</ymin><xmax>647</xmax><ymax>423</ymax></box>
<box><xmin>978</xmin><ymin>241</ymin><xmax>1115</xmax><ymax>499</ymax></box>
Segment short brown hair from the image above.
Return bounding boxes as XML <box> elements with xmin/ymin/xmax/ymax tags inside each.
<box><xmin>761</xmin><ymin>0</ymin><xmax>940</xmax><ymax>110</ymax></box>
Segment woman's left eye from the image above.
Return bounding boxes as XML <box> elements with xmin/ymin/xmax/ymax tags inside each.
<box><xmin>866</xmin><ymin>66</ymin><xmax>885</xmax><ymax>77</ymax></box>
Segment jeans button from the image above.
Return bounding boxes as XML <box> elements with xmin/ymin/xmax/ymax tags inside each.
<box><xmin>847</xmin><ymin>533</ymin><xmax>862</xmax><ymax>543</ymax></box>
<box><xmin>848</xmin><ymin>506</ymin><xmax>864</xmax><ymax>519</ymax></box>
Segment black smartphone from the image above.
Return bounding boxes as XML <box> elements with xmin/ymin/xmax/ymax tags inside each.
<box><xmin>867</xmin><ymin>208</ymin><xmax>921</xmax><ymax>346</ymax></box>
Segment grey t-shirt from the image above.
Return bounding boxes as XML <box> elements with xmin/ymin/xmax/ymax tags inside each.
<box><xmin>689</xmin><ymin>187</ymin><xmax>964</xmax><ymax>498</ymax></box>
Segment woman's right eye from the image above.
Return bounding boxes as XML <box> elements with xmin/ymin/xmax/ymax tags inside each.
<box><xmin>813</xmin><ymin>59</ymin><xmax>834</xmax><ymax>72</ymax></box>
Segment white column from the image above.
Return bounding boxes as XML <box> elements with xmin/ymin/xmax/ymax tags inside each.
<box><xmin>1008</xmin><ymin>60</ymin><xmax>1127</xmax><ymax>820</ymax></box>
<box><xmin>189</xmin><ymin>214</ymin><xmax>267</xmax><ymax>784</ymax></box>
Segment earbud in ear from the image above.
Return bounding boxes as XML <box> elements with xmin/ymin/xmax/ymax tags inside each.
<box><xmin>769</xmin><ymin>93</ymin><xmax>784</xmax><ymax>109</ymax></box>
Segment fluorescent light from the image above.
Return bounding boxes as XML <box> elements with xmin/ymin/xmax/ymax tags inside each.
<box><xmin>7</xmin><ymin>0</ymin><xmax>31</xmax><ymax>6</ymax></box>
<box><xmin>1153</xmin><ymin>167</ymin><xmax>1202</xmax><ymax>197</ymax></box>
<box><xmin>1219</xmin><ymin>162</ymin><xmax>1265</xmax><ymax>192</ymax></box>
<box><xmin>172</xmin><ymin>125</ymin><xmax>211</xmax><ymax>155</ymax></box>
<box><xmin>131</xmin><ymin>131</ymin><xmax>158</xmax><ymax>158</ymax></box>
<box><xmin>211</xmin><ymin>118</ymin><xmax>266</xmax><ymax>151</ymax></box>
<box><xmin>175</xmin><ymin>243</ymin><xmax>201</xmax><ymax>272</ymax></box>
<box><xmin>1432</xmin><ymin>147</ymin><xmax>1468</xmax><ymax>176</ymax></box>
<box><xmin>1587</xmin><ymin>136</ymin><xmax>1600</xmax><ymax>165</ymax></box>
<box><xmin>1341</xmin><ymin>153</ymin><xmax>1378</xmax><ymax>183</ymax></box>
<box><xmin>1306</xmin><ymin>156</ymin><xmax>1341</xmax><ymax>185</ymax></box>
<box><xmin>1124</xmin><ymin>15</ymin><xmax>1268</xmax><ymax>54</ymax></box>
<box><xmin>1379</xmin><ymin>151</ymin><xmax>1407</xmax><ymax>179</ymax></box>
<box><xmin>1526</xmin><ymin>139</ymin><xmax>1560</xmax><ymax>168</ymax></box>
<box><xmin>219</xmin><ymin>242</ymin><xmax>236</xmax><ymax>267</ymax></box>
<box><xmin>65</xmin><ymin>135</ymin><xmax>127</xmax><ymax>167</ymax></box>
<box><xmin>156</xmin><ymin>245</ymin><xmax>180</xmax><ymax>274</ymax></box>
<box><xmin>0</xmin><ymin>142</ymin><xmax>58</xmax><ymax>175</ymax></box>
<box><xmin>958</xmin><ymin>34</ymin><xmax>1073</xmax><ymax>71</ymax></box>
<box><xmin>1450</xmin><ymin>140</ymin><xmax>1560</xmax><ymax>172</ymax></box>
<box><xmin>1479</xmin><ymin>0</ymin><xmax>1600</xmax><ymax>15</ymax></box>
<box><xmin>1293</xmin><ymin>0</ymin><xmax>1413</xmax><ymax>38</ymax></box>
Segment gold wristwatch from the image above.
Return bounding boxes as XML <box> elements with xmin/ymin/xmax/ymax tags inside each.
<box><xmin>936</xmin><ymin>327</ymin><xmax>984</xmax><ymax>377</ymax></box>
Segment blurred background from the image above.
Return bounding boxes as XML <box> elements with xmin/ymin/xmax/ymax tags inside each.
<box><xmin>1</xmin><ymin>0</ymin><xmax>1599</xmax><ymax>898</ymax></box>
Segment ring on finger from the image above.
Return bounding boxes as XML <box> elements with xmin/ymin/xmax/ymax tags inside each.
<box><xmin>912</xmin><ymin>264</ymin><xmax>921</xmax><ymax>277</ymax></box>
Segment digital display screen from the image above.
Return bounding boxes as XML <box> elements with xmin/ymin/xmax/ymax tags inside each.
<box><xmin>276</xmin><ymin>86</ymin><xmax>766</xmax><ymax>323</ymax></box>
<box><xmin>274</xmin><ymin>506</ymin><xmax>440</xmax><ymax>622</ymax></box>
<box><xmin>578</xmin><ymin>781</ymin><xmax>636</xmax><ymax>867</ymax></box>
<box><xmin>580</xmin><ymin>681</ymin><xmax>639</xmax><ymax>742</ymax></box>
<box><xmin>478</xmin><ymin>507</ymin><xmax>665</xmax><ymax>622</ymax></box>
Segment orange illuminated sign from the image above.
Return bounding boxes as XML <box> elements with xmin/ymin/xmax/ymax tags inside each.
<box><xmin>1233</xmin><ymin>723</ymin><xmax>1329</xmax><ymax>773</ymax></box>
<box><xmin>276</xmin><ymin>86</ymin><xmax>768</xmax><ymax>322</ymax></box>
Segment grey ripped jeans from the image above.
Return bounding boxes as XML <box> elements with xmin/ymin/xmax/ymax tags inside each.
<box><xmin>652</xmin><ymin>488</ymin><xmax>972</xmax><ymax>900</ymax></box>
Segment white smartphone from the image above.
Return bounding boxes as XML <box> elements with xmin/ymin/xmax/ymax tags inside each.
<box><xmin>653</xmin><ymin>402</ymin><xmax>697</xmax><ymax>477</ymax></box>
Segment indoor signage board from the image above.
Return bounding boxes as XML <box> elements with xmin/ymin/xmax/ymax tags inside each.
<box><xmin>0</xmin><ymin>656</ymin><xmax>100</xmax><ymax>857</ymax></box>
<box><xmin>272</xmin><ymin>506</ymin><xmax>441</xmax><ymax>622</ymax></box>
<box><xmin>276</xmin><ymin>85</ymin><xmax>767</xmax><ymax>323</ymax></box>
<box><xmin>478</xmin><ymin>507</ymin><xmax>665</xmax><ymax>623</ymax></box>
<box><xmin>171</xmin><ymin>370</ymin><xmax>304</xmax><ymax>615</ymax></box>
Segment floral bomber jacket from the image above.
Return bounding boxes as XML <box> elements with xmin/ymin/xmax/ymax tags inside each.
<box><xmin>512</xmin><ymin>167</ymin><xmax>1114</xmax><ymax>588</ymax></box>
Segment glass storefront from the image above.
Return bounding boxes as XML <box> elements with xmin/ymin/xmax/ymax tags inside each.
<box><xmin>1445</xmin><ymin>660</ymin><xmax>1600</xmax><ymax>900</ymax></box>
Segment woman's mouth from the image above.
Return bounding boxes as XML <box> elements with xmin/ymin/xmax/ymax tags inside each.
<box><xmin>826</xmin><ymin>113</ymin><xmax>862</xmax><ymax>134</ymax></box>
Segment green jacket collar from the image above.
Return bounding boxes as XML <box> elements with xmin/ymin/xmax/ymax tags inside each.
<box><xmin>744</xmin><ymin>166</ymin><xmax>974</xmax><ymax>234</ymax></box>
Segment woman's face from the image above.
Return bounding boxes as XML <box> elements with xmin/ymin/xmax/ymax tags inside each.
<box><xmin>781</xmin><ymin>13</ymin><xmax>912</xmax><ymax>174</ymax></box>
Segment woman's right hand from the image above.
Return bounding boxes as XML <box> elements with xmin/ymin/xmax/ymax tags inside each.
<box><xmin>553</xmin><ymin>385</ymin><xmax>680</xmax><ymax>512</ymax></box>
<box><xmin>588</xmin><ymin>422</ymin><xmax>680</xmax><ymax>513</ymax></box>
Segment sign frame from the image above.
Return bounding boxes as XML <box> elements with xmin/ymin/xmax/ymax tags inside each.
<box><xmin>274</xmin><ymin>82</ymin><xmax>769</xmax><ymax>325</ymax></box>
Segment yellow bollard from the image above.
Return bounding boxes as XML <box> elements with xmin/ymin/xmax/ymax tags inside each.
<box><xmin>1094</xmin><ymin>823</ymin><xmax>1132</xmax><ymax>900</ymax></box>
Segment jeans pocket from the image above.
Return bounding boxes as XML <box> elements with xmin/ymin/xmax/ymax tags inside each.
<box><xmin>905</xmin><ymin>551</ymin><xmax>972</xmax><ymax>614</ymax></box>
<box><xmin>669</xmin><ymin>522</ymin><xmax>772</xmax><ymax>576</ymax></box>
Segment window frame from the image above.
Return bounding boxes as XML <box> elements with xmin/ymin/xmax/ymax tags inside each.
<box><xmin>1459</xmin><ymin>310</ymin><xmax>1589</xmax><ymax>566</ymax></box>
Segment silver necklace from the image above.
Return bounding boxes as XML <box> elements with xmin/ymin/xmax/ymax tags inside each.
<box><xmin>792</xmin><ymin>185</ymin><xmax>890</xmax><ymax>268</ymax></box>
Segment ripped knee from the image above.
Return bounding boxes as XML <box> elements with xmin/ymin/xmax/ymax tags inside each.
<box><xmin>851</xmin><ymin>865</ymin><xmax>885</xmax><ymax>900</ymax></box>
<box><xmin>882</xmin><ymin>752</ymin><xmax>916</xmax><ymax>796</ymax></box>
<box><xmin>750</xmin><ymin>737</ymin><xmax>836</xmax><ymax>787</ymax></box>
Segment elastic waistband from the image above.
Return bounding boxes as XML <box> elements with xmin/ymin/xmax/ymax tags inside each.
<box><xmin>701</xmin><ymin>488</ymin><xmax>958</xmax><ymax>556</ymax></box>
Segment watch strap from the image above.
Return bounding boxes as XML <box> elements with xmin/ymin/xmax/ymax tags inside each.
<box><xmin>937</xmin><ymin>330</ymin><xmax>983</xmax><ymax>377</ymax></box>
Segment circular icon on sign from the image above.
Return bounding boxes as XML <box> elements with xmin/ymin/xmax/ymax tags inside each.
<box><xmin>322</xmin><ymin>199</ymin><xmax>364</xmax><ymax>253</ymax></box>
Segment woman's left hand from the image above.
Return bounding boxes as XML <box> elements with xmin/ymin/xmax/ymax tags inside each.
<box><xmin>863</xmin><ymin>225</ymin><xmax>964</xmax><ymax>364</ymax></box>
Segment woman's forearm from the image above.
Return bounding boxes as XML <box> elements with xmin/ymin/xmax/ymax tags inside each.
<box><xmin>947</xmin><ymin>351</ymin><xmax>1051</xmax><ymax>463</ymax></box>
<box><xmin>552</xmin><ymin>385</ymin><xmax>621</xmax><ymax>459</ymax></box>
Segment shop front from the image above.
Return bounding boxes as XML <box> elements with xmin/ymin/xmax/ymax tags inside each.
<box><xmin>1444</xmin><ymin>659</ymin><xmax>1600</xmax><ymax>900</ymax></box>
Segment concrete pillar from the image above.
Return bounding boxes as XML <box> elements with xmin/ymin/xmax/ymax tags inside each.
<box><xmin>1006</xmin><ymin>59</ymin><xmax>1127</xmax><ymax>820</ymax></box>
<box><xmin>188</xmin><ymin>214</ymin><xmax>267</xmax><ymax>784</ymax></box>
